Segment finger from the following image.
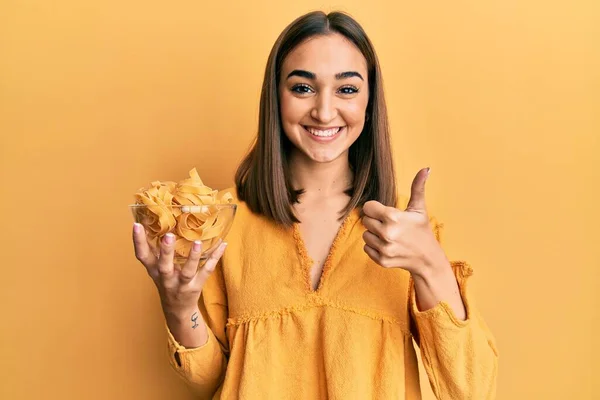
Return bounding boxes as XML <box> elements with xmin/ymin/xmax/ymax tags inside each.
<box><xmin>195</xmin><ymin>242</ymin><xmax>227</xmax><ymax>289</ymax></box>
<box><xmin>364</xmin><ymin>244</ymin><xmax>405</xmax><ymax>269</ymax></box>
<box><xmin>362</xmin><ymin>216</ymin><xmax>385</xmax><ymax>239</ymax></box>
<box><xmin>180</xmin><ymin>240</ymin><xmax>202</xmax><ymax>283</ymax></box>
<box><xmin>363</xmin><ymin>244</ymin><xmax>382</xmax><ymax>264</ymax></box>
<box><xmin>362</xmin><ymin>230</ymin><xmax>387</xmax><ymax>253</ymax></box>
<box><xmin>362</xmin><ymin>200</ymin><xmax>389</xmax><ymax>222</ymax></box>
<box><xmin>132</xmin><ymin>223</ymin><xmax>157</xmax><ymax>267</ymax></box>
<box><xmin>157</xmin><ymin>233</ymin><xmax>176</xmax><ymax>277</ymax></box>
<box><xmin>406</xmin><ymin>167</ymin><xmax>430</xmax><ymax>213</ymax></box>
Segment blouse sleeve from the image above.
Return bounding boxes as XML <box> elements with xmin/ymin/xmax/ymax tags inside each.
<box><xmin>409</xmin><ymin>216</ymin><xmax>499</xmax><ymax>400</ymax></box>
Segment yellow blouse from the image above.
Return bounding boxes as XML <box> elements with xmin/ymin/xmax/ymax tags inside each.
<box><xmin>165</xmin><ymin>189</ymin><xmax>499</xmax><ymax>399</ymax></box>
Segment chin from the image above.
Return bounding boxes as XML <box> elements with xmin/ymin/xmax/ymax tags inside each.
<box><xmin>303</xmin><ymin>148</ymin><xmax>347</xmax><ymax>164</ymax></box>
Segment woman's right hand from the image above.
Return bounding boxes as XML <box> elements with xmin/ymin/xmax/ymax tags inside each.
<box><xmin>132</xmin><ymin>222</ymin><xmax>227</xmax><ymax>316</ymax></box>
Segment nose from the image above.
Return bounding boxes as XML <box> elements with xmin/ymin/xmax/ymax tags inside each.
<box><xmin>310</xmin><ymin>92</ymin><xmax>337</xmax><ymax>123</ymax></box>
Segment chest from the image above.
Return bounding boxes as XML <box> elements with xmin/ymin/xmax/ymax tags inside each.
<box><xmin>294</xmin><ymin>202</ymin><xmax>348</xmax><ymax>291</ymax></box>
<box><xmin>221</xmin><ymin>203</ymin><xmax>412</xmax><ymax>327</ymax></box>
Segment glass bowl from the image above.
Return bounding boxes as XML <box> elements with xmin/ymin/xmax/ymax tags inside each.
<box><xmin>129</xmin><ymin>203</ymin><xmax>236</xmax><ymax>265</ymax></box>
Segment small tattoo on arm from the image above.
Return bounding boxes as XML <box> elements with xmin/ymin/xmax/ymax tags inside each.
<box><xmin>191</xmin><ymin>312</ymin><xmax>199</xmax><ymax>329</ymax></box>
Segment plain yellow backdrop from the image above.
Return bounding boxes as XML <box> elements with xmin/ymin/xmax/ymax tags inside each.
<box><xmin>1</xmin><ymin>1</ymin><xmax>598</xmax><ymax>399</ymax></box>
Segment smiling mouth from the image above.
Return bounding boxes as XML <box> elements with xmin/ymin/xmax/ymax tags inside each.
<box><xmin>303</xmin><ymin>126</ymin><xmax>344</xmax><ymax>138</ymax></box>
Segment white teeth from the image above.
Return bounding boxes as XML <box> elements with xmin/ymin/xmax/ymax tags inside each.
<box><xmin>306</xmin><ymin>127</ymin><xmax>341</xmax><ymax>137</ymax></box>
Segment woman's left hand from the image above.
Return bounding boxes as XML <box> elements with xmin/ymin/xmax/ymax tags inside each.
<box><xmin>362</xmin><ymin>167</ymin><xmax>449</xmax><ymax>278</ymax></box>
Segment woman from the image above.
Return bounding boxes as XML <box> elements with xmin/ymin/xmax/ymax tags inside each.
<box><xmin>132</xmin><ymin>11</ymin><xmax>498</xmax><ymax>399</ymax></box>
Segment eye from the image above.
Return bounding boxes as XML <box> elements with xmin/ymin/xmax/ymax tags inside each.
<box><xmin>338</xmin><ymin>85</ymin><xmax>359</xmax><ymax>95</ymax></box>
<box><xmin>291</xmin><ymin>84</ymin><xmax>314</xmax><ymax>94</ymax></box>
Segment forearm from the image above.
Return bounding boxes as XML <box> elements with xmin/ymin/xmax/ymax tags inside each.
<box><xmin>163</xmin><ymin>305</ymin><xmax>209</xmax><ymax>348</ymax></box>
<box><xmin>412</xmin><ymin>257</ymin><xmax>467</xmax><ymax>321</ymax></box>
<box><xmin>164</xmin><ymin>305</ymin><xmax>227</xmax><ymax>398</ymax></box>
<box><xmin>410</xmin><ymin>260</ymin><xmax>499</xmax><ymax>399</ymax></box>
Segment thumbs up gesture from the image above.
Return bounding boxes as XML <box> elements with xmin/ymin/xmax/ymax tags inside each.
<box><xmin>362</xmin><ymin>168</ymin><xmax>448</xmax><ymax>277</ymax></box>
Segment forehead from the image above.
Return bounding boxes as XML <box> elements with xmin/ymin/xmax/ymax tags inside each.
<box><xmin>282</xmin><ymin>33</ymin><xmax>368</xmax><ymax>78</ymax></box>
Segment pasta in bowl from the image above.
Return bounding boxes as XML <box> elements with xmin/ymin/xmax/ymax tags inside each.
<box><xmin>129</xmin><ymin>168</ymin><xmax>236</xmax><ymax>265</ymax></box>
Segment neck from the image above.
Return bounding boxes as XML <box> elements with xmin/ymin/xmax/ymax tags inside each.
<box><xmin>288</xmin><ymin>150</ymin><xmax>353</xmax><ymax>198</ymax></box>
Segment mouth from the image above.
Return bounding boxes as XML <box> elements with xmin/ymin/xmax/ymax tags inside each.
<box><xmin>302</xmin><ymin>125</ymin><xmax>345</xmax><ymax>141</ymax></box>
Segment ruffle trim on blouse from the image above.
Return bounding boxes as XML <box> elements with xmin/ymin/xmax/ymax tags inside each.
<box><xmin>226</xmin><ymin>296</ymin><xmax>411</xmax><ymax>336</ymax></box>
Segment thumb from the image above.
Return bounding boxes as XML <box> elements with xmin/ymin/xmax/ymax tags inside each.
<box><xmin>405</xmin><ymin>167</ymin><xmax>430</xmax><ymax>213</ymax></box>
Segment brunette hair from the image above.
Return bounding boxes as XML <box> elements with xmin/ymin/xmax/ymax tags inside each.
<box><xmin>235</xmin><ymin>11</ymin><xmax>397</xmax><ymax>226</ymax></box>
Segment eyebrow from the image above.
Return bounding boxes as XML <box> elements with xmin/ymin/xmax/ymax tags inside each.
<box><xmin>286</xmin><ymin>69</ymin><xmax>364</xmax><ymax>81</ymax></box>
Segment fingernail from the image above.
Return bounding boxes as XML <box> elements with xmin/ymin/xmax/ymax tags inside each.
<box><xmin>165</xmin><ymin>233</ymin><xmax>175</xmax><ymax>244</ymax></box>
<box><xmin>133</xmin><ymin>223</ymin><xmax>142</xmax><ymax>233</ymax></box>
<box><xmin>222</xmin><ymin>242</ymin><xmax>228</xmax><ymax>251</ymax></box>
<box><xmin>426</xmin><ymin>167</ymin><xmax>431</xmax><ymax>176</ymax></box>
<box><xmin>193</xmin><ymin>240</ymin><xmax>201</xmax><ymax>251</ymax></box>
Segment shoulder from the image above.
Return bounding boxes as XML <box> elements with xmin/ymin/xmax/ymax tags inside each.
<box><xmin>216</xmin><ymin>185</ymin><xmax>292</xmax><ymax>263</ymax></box>
<box><xmin>218</xmin><ymin>185</ymin><xmax>278</xmax><ymax>230</ymax></box>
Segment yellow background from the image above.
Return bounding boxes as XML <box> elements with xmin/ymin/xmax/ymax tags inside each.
<box><xmin>1</xmin><ymin>1</ymin><xmax>598</xmax><ymax>399</ymax></box>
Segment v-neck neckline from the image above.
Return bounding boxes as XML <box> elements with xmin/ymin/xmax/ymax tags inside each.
<box><xmin>291</xmin><ymin>208</ymin><xmax>360</xmax><ymax>294</ymax></box>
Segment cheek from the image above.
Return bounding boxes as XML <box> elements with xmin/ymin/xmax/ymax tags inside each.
<box><xmin>340</xmin><ymin>99</ymin><xmax>368</xmax><ymax>128</ymax></box>
<box><xmin>341</xmin><ymin>88</ymin><xmax>369</xmax><ymax>125</ymax></box>
<box><xmin>279</xmin><ymin>92</ymin><xmax>308</xmax><ymax>125</ymax></box>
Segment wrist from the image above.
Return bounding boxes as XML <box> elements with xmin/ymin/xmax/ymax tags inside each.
<box><xmin>162</xmin><ymin>304</ymin><xmax>200</xmax><ymax>323</ymax></box>
<box><xmin>412</xmin><ymin>252</ymin><xmax>451</xmax><ymax>283</ymax></box>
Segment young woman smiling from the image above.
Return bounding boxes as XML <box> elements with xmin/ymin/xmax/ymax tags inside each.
<box><xmin>133</xmin><ymin>11</ymin><xmax>498</xmax><ymax>399</ymax></box>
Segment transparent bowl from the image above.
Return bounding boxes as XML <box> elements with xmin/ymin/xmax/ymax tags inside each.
<box><xmin>129</xmin><ymin>203</ymin><xmax>236</xmax><ymax>265</ymax></box>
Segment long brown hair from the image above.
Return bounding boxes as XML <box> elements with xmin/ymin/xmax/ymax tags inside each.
<box><xmin>235</xmin><ymin>11</ymin><xmax>397</xmax><ymax>226</ymax></box>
